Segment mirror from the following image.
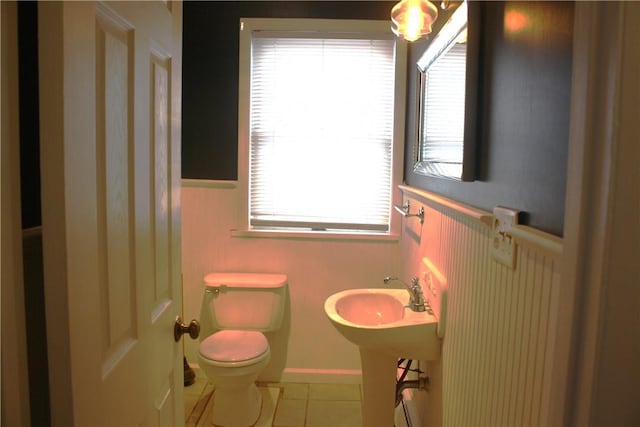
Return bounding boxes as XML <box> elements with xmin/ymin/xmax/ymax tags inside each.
<box><xmin>414</xmin><ymin>1</ymin><xmax>477</xmax><ymax>181</ymax></box>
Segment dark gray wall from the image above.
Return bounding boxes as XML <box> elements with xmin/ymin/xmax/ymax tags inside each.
<box><xmin>405</xmin><ymin>2</ymin><xmax>574</xmax><ymax>236</ymax></box>
<box><xmin>18</xmin><ymin>1</ymin><xmax>41</xmax><ymax>229</ymax></box>
<box><xmin>182</xmin><ymin>1</ymin><xmax>396</xmax><ymax>180</ymax></box>
<box><xmin>183</xmin><ymin>1</ymin><xmax>574</xmax><ymax>236</ymax></box>
<box><xmin>18</xmin><ymin>3</ymin><xmax>51</xmax><ymax>426</ymax></box>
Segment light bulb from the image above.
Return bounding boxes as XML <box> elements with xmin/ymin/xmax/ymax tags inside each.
<box><xmin>391</xmin><ymin>0</ymin><xmax>438</xmax><ymax>42</ymax></box>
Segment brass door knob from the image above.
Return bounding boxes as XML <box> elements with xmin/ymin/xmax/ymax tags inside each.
<box><xmin>174</xmin><ymin>316</ymin><xmax>200</xmax><ymax>342</ymax></box>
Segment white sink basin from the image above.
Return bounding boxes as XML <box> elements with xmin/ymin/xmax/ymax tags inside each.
<box><xmin>325</xmin><ymin>265</ymin><xmax>447</xmax><ymax>427</ymax></box>
<box><xmin>333</xmin><ymin>291</ymin><xmax>404</xmax><ymax>325</ymax></box>
<box><xmin>324</xmin><ymin>288</ymin><xmax>440</xmax><ymax>360</ymax></box>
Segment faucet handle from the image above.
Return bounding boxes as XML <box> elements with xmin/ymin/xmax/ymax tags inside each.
<box><xmin>383</xmin><ymin>276</ymin><xmax>398</xmax><ymax>284</ymax></box>
<box><xmin>410</xmin><ymin>277</ymin><xmax>423</xmax><ymax>295</ymax></box>
<box><xmin>409</xmin><ymin>277</ymin><xmax>426</xmax><ymax>309</ymax></box>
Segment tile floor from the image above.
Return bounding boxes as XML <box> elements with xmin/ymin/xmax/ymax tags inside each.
<box><xmin>184</xmin><ymin>368</ymin><xmax>363</xmax><ymax>427</ymax></box>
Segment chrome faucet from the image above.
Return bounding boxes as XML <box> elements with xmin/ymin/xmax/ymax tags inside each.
<box><xmin>383</xmin><ymin>276</ymin><xmax>426</xmax><ymax>312</ymax></box>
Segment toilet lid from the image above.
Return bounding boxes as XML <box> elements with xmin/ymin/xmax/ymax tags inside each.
<box><xmin>199</xmin><ymin>330</ymin><xmax>268</xmax><ymax>362</ymax></box>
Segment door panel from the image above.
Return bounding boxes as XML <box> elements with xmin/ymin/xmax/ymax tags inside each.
<box><xmin>151</xmin><ymin>50</ymin><xmax>173</xmax><ymax>320</ymax></box>
<box><xmin>39</xmin><ymin>2</ymin><xmax>183</xmax><ymax>426</ymax></box>
<box><xmin>96</xmin><ymin>9</ymin><xmax>137</xmax><ymax>377</ymax></box>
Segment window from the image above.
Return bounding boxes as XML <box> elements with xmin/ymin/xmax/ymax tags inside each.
<box><xmin>238</xmin><ymin>19</ymin><xmax>406</xmax><ymax>235</ymax></box>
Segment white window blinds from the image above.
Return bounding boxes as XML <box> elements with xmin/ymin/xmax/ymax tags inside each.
<box><xmin>249</xmin><ymin>33</ymin><xmax>396</xmax><ymax>232</ymax></box>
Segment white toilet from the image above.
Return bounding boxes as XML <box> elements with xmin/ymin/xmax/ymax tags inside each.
<box><xmin>197</xmin><ymin>272</ymin><xmax>288</xmax><ymax>427</ymax></box>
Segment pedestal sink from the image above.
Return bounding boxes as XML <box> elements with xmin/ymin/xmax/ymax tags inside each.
<box><xmin>324</xmin><ymin>287</ymin><xmax>445</xmax><ymax>427</ymax></box>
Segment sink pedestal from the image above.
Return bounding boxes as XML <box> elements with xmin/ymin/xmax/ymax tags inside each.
<box><xmin>359</xmin><ymin>349</ymin><xmax>397</xmax><ymax>427</ymax></box>
<box><xmin>324</xmin><ymin>288</ymin><xmax>445</xmax><ymax>426</ymax></box>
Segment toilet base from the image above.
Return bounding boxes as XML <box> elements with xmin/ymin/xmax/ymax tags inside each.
<box><xmin>211</xmin><ymin>382</ymin><xmax>262</xmax><ymax>427</ymax></box>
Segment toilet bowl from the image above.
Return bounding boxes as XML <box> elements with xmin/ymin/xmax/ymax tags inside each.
<box><xmin>198</xmin><ymin>330</ymin><xmax>271</xmax><ymax>426</ymax></box>
<box><xmin>197</xmin><ymin>273</ymin><xmax>287</xmax><ymax>427</ymax></box>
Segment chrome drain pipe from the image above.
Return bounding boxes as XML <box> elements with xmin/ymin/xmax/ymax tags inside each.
<box><xmin>395</xmin><ymin>376</ymin><xmax>429</xmax><ymax>407</ymax></box>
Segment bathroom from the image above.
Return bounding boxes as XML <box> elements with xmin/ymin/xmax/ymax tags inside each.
<box><xmin>3</xmin><ymin>1</ymin><xmax>639</xmax><ymax>427</ymax></box>
<box><xmin>181</xmin><ymin>1</ymin><xmax>571</xmax><ymax>425</ymax></box>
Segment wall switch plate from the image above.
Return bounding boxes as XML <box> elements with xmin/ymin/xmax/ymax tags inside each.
<box><xmin>491</xmin><ymin>206</ymin><xmax>519</xmax><ymax>269</ymax></box>
<box><xmin>421</xmin><ymin>257</ymin><xmax>448</xmax><ymax>338</ymax></box>
<box><xmin>423</xmin><ymin>269</ymin><xmax>437</xmax><ymax>298</ymax></box>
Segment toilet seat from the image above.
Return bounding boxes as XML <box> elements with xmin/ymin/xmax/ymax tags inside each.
<box><xmin>199</xmin><ymin>330</ymin><xmax>269</xmax><ymax>367</ymax></box>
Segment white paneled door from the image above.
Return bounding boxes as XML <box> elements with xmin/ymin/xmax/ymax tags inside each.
<box><xmin>38</xmin><ymin>2</ymin><xmax>184</xmax><ymax>426</ymax></box>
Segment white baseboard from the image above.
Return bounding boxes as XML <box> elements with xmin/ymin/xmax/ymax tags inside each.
<box><xmin>395</xmin><ymin>389</ymin><xmax>423</xmax><ymax>427</ymax></box>
<box><xmin>279</xmin><ymin>368</ymin><xmax>362</xmax><ymax>384</ymax></box>
<box><xmin>189</xmin><ymin>363</ymin><xmax>362</xmax><ymax>384</ymax></box>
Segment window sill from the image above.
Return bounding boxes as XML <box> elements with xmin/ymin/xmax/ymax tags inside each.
<box><xmin>230</xmin><ymin>229</ymin><xmax>400</xmax><ymax>242</ymax></box>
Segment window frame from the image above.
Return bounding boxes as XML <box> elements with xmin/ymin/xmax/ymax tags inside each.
<box><xmin>236</xmin><ymin>18</ymin><xmax>407</xmax><ymax>239</ymax></box>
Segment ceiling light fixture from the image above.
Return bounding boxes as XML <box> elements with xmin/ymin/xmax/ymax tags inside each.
<box><xmin>390</xmin><ymin>0</ymin><xmax>439</xmax><ymax>42</ymax></box>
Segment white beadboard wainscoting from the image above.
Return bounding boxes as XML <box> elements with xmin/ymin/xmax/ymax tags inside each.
<box><xmin>181</xmin><ymin>179</ymin><xmax>565</xmax><ymax>425</ymax></box>
<box><xmin>399</xmin><ymin>185</ymin><xmax>563</xmax><ymax>427</ymax></box>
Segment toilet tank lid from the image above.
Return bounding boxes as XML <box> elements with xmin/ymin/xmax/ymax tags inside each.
<box><xmin>204</xmin><ymin>272</ymin><xmax>288</xmax><ymax>289</ymax></box>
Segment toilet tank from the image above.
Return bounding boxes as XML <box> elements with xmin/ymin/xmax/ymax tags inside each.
<box><xmin>203</xmin><ymin>272</ymin><xmax>288</xmax><ymax>332</ymax></box>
